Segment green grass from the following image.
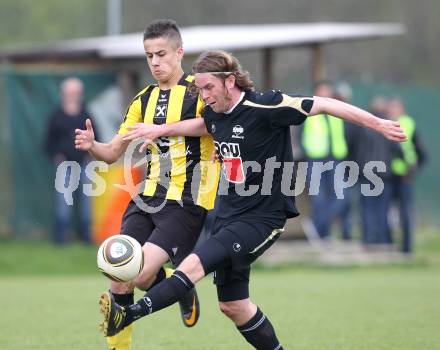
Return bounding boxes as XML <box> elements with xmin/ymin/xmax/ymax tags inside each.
<box><xmin>0</xmin><ymin>240</ymin><xmax>98</xmax><ymax>276</ymax></box>
<box><xmin>1</xmin><ymin>229</ymin><xmax>440</xmax><ymax>349</ymax></box>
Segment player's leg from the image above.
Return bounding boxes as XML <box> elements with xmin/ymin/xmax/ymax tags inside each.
<box><xmin>100</xmin><ymin>253</ymin><xmax>206</xmax><ymax>336</ymax></box>
<box><xmin>103</xmin><ymin>199</ymin><xmax>159</xmax><ymax>350</ymax></box>
<box><xmin>108</xmin><ymin>243</ymin><xmax>170</xmax><ymax>298</ymax></box>
<box><xmin>100</xmin><ymin>234</ymin><xmax>229</xmax><ymax>336</ymax></box>
<box><xmin>216</xmin><ymin>273</ymin><xmax>283</xmax><ymax>350</ymax></box>
<box><xmin>99</xmin><ymin>215</ymin><xmax>285</xmax><ymax>338</ymax></box>
<box><xmin>227</xmin><ymin>300</ymin><xmax>283</xmax><ymax>350</ymax></box>
<box><xmin>148</xmin><ymin>200</ymin><xmax>207</xmax><ymax>327</ymax></box>
<box><xmin>212</xmin><ymin>218</ymin><xmax>285</xmax><ymax>349</ymax></box>
<box><xmin>103</xmin><ymin>243</ymin><xmax>170</xmax><ymax>349</ymax></box>
<box><xmin>132</xmin><ymin>243</ymin><xmax>171</xmax><ymax>290</ymax></box>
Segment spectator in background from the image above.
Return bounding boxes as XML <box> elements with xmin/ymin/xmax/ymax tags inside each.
<box><xmin>347</xmin><ymin>96</ymin><xmax>398</xmax><ymax>247</ymax></box>
<box><xmin>387</xmin><ymin>97</ymin><xmax>427</xmax><ymax>253</ymax></box>
<box><xmin>334</xmin><ymin>81</ymin><xmax>353</xmax><ymax>104</ymax></box>
<box><xmin>333</xmin><ymin>81</ymin><xmax>355</xmax><ymax>240</ymax></box>
<box><xmin>45</xmin><ymin>77</ymin><xmax>96</xmax><ymax>244</ymax></box>
<box><xmin>300</xmin><ymin>81</ymin><xmax>351</xmax><ymax>240</ymax></box>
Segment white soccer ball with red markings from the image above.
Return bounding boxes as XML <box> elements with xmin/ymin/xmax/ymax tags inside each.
<box><xmin>97</xmin><ymin>235</ymin><xmax>144</xmax><ymax>282</ymax></box>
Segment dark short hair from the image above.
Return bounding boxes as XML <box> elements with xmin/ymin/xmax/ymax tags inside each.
<box><xmin>143</xmin><ymin>19</ymin><xmax>182</xmax><ymax>48</ymax></box>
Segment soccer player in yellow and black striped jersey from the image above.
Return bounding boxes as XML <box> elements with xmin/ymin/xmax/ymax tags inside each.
<box><xmin>75</xmin><ymin>20</ymin><xmax>219</xmax><ymax>350</ymax></box>
<box><xmin>119</xmin><ymin>73</ymin><xmax>217</xmax><ymax>209</ymax></box>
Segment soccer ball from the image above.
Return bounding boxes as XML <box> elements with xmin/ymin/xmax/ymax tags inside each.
<box><xmin>97</xmin><ymin>235</ymin><xmax>144</xmax><ymax>282</ymax></box>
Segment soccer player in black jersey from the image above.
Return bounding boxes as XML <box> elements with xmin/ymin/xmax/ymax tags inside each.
<box><xmin>75</xmin><ymin>21</ymin><xmax>218</xmax><ymax>349</ymax></box>
<box><xmin>101</xmin><ymin>50</ymin><xmax>406</xmax><ymax>349</ymax></box>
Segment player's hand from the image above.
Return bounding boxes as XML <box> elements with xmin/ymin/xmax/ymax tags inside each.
<box><xmin>75</xmin><ymin>118</ymin><xmax>95</xmax><ymax>151</ymax></box>
<box><xmin>123</xmin><ymin>123</ymin><xmax>165</xmax><ymax>141</ymax></box>
<box><xmin>123</xmin><ymin>123</ymin><xmax>165</xmax><ymax>153</ymax></box>
<box><xmin>378</xmin><ymin>119</ymin><xmax>407</xmax><ymax>142</ymax></box>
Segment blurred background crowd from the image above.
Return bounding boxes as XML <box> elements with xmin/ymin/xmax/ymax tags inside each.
<box><xmin>294</xmin><ymin>81</ymin><xmax>426</xmax><ymax>255</ymax></box>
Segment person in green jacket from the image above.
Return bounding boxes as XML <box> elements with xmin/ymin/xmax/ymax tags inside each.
<box><xmin>387</xmin><ymin>97</ymin><xmax>427</xmax><ymax>253</ymax></box>
<box><xmin>301</xmin><ymin>81</ymin><xmax>351</xmax><ymax>240</ymax></box>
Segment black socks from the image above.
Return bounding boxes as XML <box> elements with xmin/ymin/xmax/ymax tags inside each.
<box><xmin>111</xmin><ymin>291</ymin><xmax>134</xmax><ymax>307</ymax></box>
<box><xmin>126</xmin><ymin>270</ymin><xmax>194</xmax><ymax>323</ymax></box>
<box><xmin>110</xmin><ymin>266</ymin><xmax>167</xmax><ymax>306</ymax></box>
<box><xmin>237</xmin><ymin>307</ymin><xmax>283</xmax><ymax>350</ymax></box>
<box><xmin>147</xmin><ymin>266</ymin><xmax>167</xmax><ymax>290</ymax></box>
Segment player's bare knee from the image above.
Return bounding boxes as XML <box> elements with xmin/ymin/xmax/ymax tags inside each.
<box><xmin>218</xmin><ymin>301</ymin><xmax>243</xmax><ymax>320</ymax></box>
<box><xmin>218</xmin><ymin>302</ymin><xmax>234</xmax><ymax>318</ymax></box>
<box><xmin>134</xmin><ymin>265</ymin><xmax>158</xmax><ymax>290</ymax></box>
<box><xmin>133</xmin><ymin>276</ymin><xmax>154</xmax><ymax>290</ymax></box>
<box><xmin>134</xmin><ymin>242</ymin><xmax>170</xmax><ymax>290</ymax></box>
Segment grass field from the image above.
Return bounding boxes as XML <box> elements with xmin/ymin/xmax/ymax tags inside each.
<box><xmin>1</xmin><ymin>228</ymin><xmax>440</xmax><ymax>349</ymax></box>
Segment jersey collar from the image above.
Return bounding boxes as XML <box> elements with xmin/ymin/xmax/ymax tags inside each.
<box><xmin>225</xmin><ymin>91</ymin><xmax>245</xmax><ymax>115</ymax></box>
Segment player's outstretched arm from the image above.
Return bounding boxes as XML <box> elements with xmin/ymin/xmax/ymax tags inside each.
<box><xmin>309</xmin><ymin>96</ymin><xmax>407</xmax><ymax>142</ymax></box>
<box><xmin>122</xmin><ymin>118</ymin><xmax>209</xmax><ymax>153</ymax></box>
<box><xmin>123</xmin><ymin>118</ymin><xmax>208</xmax><ymax>140</ymax></box>
<box><xmin>75</xmin><ymin>119</ymin><xmax>128</xmax><ymax>164</ymax></box>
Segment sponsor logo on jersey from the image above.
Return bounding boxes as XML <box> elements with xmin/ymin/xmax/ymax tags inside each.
<box><xmin>155</xmin><ymin>105</ymin><xmax>167</xmax><ymax>118</ymax></box>
<box><xmin>232</xmin><ymin>125</ymin><xmax>244</xmax><ymax>139</ymax></box>
<box><xmin>215</xmin><ymin>141</ymin><xmax>241</xmax><ymax>158</ymax></box>
<box><xmin>158</xmin><ymin>93</ymin><xmax>168</xmax><ymax>103</ymax></box>
<box><xmin>214</xmin><ymin>141</ymin><xmax>244</xmax><ymax>183</ymax></box>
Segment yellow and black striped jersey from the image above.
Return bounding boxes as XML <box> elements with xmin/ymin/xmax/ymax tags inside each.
<box><xmin>118</xmin><ymin>74</ymin><xmax>219</xmax><ymax>210</ymax></box>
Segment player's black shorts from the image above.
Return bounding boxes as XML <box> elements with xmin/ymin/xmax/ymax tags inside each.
<box><xmin>194</xmin><ymin>215</ymin><xmax>285</xmax><ymax>302</ymax></box>
<box><xmin>121</xmin><ymin>195</ymin><xmax>207</xmax><ymax>266</ymax></box>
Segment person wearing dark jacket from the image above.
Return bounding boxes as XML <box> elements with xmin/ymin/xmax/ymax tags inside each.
<box><xmin>45</xmin><ymin>77</ymin><xmax>97</xmax><ymax>244</ymax></box>
<box><xmin>347</xmin><ymin>96</ymin><xmax>400</xmax><ymax>246</ymax></box>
